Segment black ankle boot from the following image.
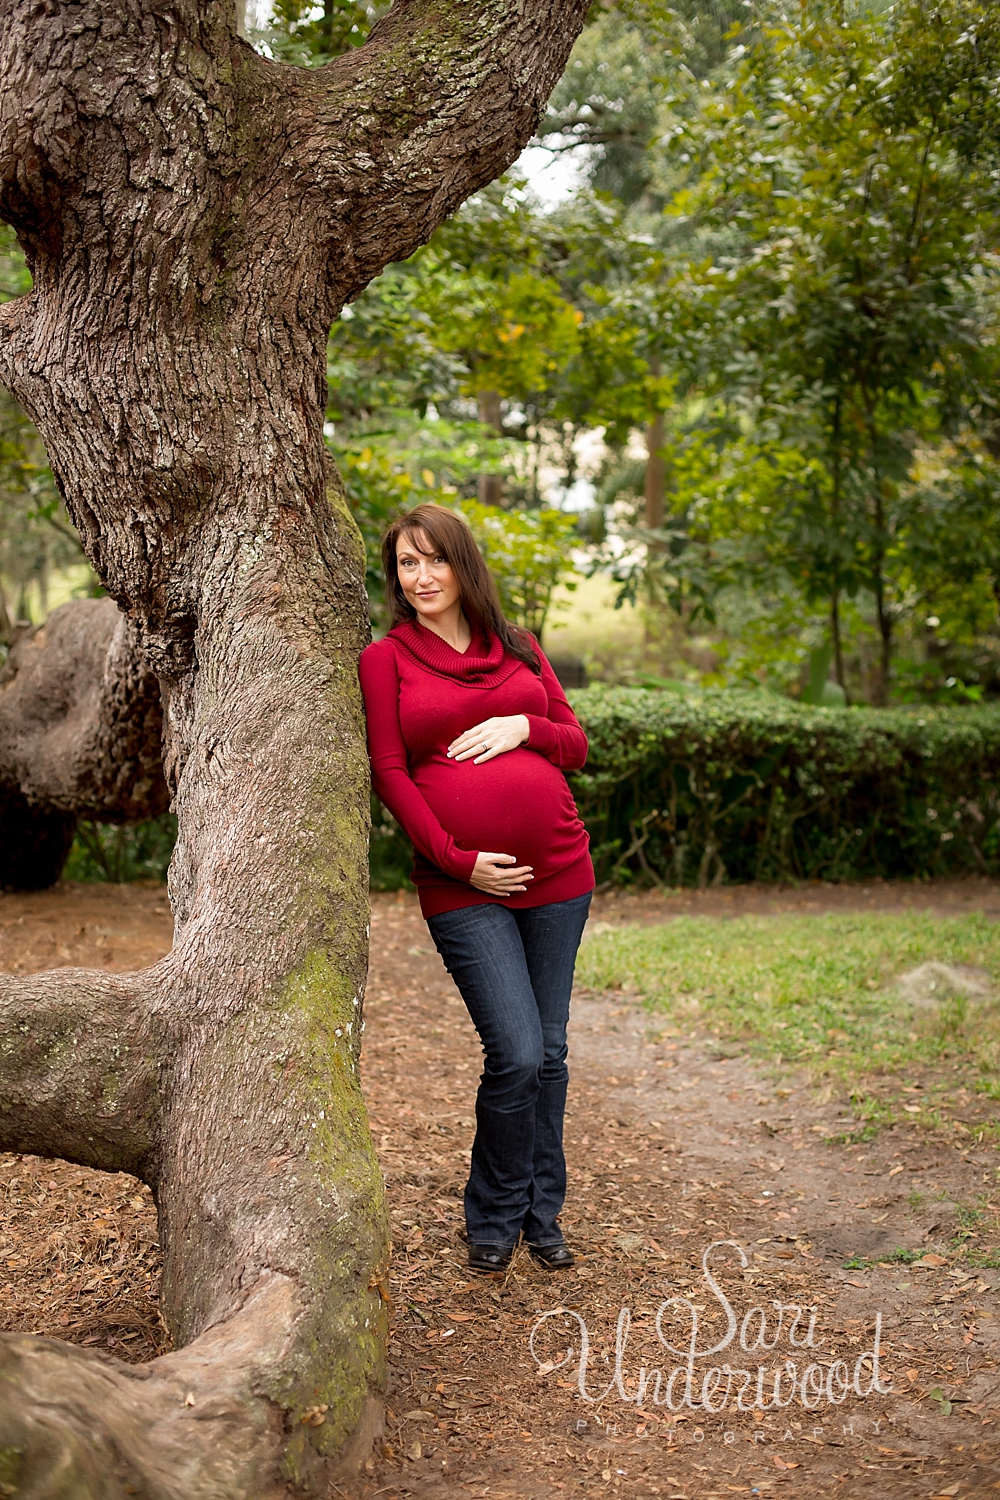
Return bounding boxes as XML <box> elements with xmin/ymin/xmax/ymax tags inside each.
<box><xmin>468</xmin><ymin>1242</ymin><xmax>515</xmax><ymax>1273</ymax></box>
<box><xmin>528</xmin><ymin>1242</ymin><xmax>575</xmax><ymax>1270</ymax></box>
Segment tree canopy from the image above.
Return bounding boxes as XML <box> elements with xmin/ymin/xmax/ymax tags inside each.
<box><xmin>4</xmin><ymin>0</ymin><xmax>1000</xmax><ymax>706</ymax></box>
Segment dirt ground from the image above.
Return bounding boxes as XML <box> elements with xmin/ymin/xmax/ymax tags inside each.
<box><xmin>3</xmin><ymin>878</ymin><xmax>1000</xmax><ymax>1499</ymax></box>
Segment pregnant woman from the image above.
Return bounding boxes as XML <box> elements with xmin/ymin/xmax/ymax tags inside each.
<box><xmin>359</xmin><ymin>504</ymin><xmax>594</xmax><ymax>1274</ymax></box>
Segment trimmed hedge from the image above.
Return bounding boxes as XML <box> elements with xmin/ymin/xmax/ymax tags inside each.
<box><xmin>571</xmin><ymin>689</ymin><xmax>1000</xmax><ymax>886</ymax></box>
<box><xmin>373</xmin><ymin>691</ymin><xmax>1000</xmax><ymax>889</ymax></box>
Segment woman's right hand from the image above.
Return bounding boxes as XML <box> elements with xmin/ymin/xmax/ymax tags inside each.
<box><xmin>470</xmin><ymin>852</ymin><xmax>534</xmax><ymax>896</ymax></box>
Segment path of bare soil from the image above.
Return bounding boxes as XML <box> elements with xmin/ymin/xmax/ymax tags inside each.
<box><xmin>2</xmin><ymin>878</ymin><xmax>1000</xmax><ymax>1499</ymax></box>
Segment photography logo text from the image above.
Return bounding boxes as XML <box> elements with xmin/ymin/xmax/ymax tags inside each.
<box><xmin>529</xmin><ymin>1240</ymin><xmax>890</xmax><ymax>1415</ymax></box>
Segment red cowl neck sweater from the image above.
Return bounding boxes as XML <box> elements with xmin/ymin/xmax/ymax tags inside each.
<box><xmin>358</xmin><ymin>621</ymin><xmax>594</xmax><ymax>918</ymax></box>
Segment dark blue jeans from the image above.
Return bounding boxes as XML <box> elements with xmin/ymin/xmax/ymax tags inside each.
<box><xmin>426</xmin><ymin>891</ymin><xmax>592</xmax><ymax>1248</ymax></box>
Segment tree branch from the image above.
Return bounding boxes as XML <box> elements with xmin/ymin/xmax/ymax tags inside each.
<box><xmin>0</xmin><ymin>596</ymin><xmax>168</xmax><ymax>821</ymax></box>
<box><xmin>279</xmin><ymin>0</ymin><xmax>591</xmax><ymax>306</ymax></box>
<box><xmin>0</xmin><ymin>965</ymin><xmax>160</xmax><ymax>1174</ymax></box>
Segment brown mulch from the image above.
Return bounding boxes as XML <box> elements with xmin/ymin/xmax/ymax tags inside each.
<box><xmin>0</xmin><ymin>881</ymin><xmax>171</xmax><ymax>1364</ymax></box>
<box><xmin>3</xmin><ymin>878</ymin><xmax>1000</xmax><ymax>1498</ymax></box>
<box><xmin>0</xmin><ymin>1156</ymin><xmax>164</xmax><ymax>1363</ymax></box>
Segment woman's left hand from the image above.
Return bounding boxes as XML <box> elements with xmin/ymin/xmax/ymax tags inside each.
<box><xmin>447</xmin><ymin>715</ymin><xmax>529</xmax><ymax>764</ymax></box>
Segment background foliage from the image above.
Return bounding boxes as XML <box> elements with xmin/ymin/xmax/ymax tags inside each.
<box><xmin>62</xmin><ymin>815</ymin><xmax>178</xmax><ymax>885</ymax></box>
<box><xmin>315</xmin><ymin>0</ymin><xmax>1000</xmax><ymax>706</ymax></box>
<box><xmin>0</xmin><ymin>228</ymin><xmax>92</xmax><ymax>646</ymax></box>
<box><xmin>572</xmin><ymin>689</ymin><xmax>1000</xmax><ymax>885</ymax></box>
<box><xmin>5</xmin><ymin>0</ymin><xmax>1000</xmax><ymax>887</ymax></box>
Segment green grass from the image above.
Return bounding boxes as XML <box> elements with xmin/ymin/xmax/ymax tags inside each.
<box><xmin>576</xmin><ymin>911</ymin><xmax>1000</xmax><ymax>1090</ymax></box>
<box><xmin>843</xmin><ymin>1248</ymin><xmax>924</xmax><ymax>1269</ymax></box>
<box><xmin>961</xmin><ymin>1245</ymin><xmax>1000</xmax><ymax>1268</ymax></box>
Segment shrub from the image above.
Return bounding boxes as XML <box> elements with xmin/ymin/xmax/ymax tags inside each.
<box><xmin>572</xmin><ymin>689</ymin><xmax>1000</xmax><ymax>886</ymax></box>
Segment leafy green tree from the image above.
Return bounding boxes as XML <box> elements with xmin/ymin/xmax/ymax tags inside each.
<box><xmin>327</xmin><ymin>183</ymin><xmax>594</xmax><ymax>504</ymax></box>
<box><xmin>537</xmin><ymin>6</ymin><xmax>667</xmax><ymax>207</ymax></box>
<box><xmin>459</xmin><ymin>499</ymin><xmax>580</xmax><ymax>637</ymax></box>
<box><xmin>539</xmin><ymin>0</ymin><xmax>745</xmax><ymax>207</ymax></box>
<box><xmin>665</xmin><ymin>0</ymin><xmax>1000</xmax><ymax>702</ymax></box>
<box><xmin>894</xmin><ymin>439</ymin><xmax>1000</xmax><ymax>697</ymax></box>
<box><xmin>250</xmin><ymin>0</ymin><xmax>388</xmax><ymax>64</ymax></box>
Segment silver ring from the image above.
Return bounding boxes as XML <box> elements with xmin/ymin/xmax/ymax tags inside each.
<box><xmin>481</xmin><ymin>741</ymin><xmax>490</xmax><ymax>751</ymax></box>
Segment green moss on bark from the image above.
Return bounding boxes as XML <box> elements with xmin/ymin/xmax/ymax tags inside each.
<box><xmin>272</xmin><ymin>949</ymin><xmax>389</xmax><ymax>1476</ymax></box>
<box><xmin>0</xmin><ymin>1445</ymin><xmax>22</xmax><ymax>1488</ymax></box>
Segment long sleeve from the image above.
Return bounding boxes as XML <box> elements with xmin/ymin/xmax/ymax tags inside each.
<box><xmin>359</xmin><ymin>643</ymin><xmax>479</xmax><ymax>883</ymax></box>
<box><xmin>523</xmin><ymin>648</ymin><xmax>589</xmax><ymax>770</ymax></box>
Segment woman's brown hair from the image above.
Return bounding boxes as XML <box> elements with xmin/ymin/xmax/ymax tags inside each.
<box><xmin>380</xmin><ymin>503</ymin><xmax>541</xmax><ymax>674</ymax></box>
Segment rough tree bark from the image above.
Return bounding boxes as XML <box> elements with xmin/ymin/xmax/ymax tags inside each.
<box><xmin>0</xmin><ymin>596</ymin><xmax>168</xmax><ymax>888</ymax></box>
<box><xmin>0</xmin><ymin>3</ymin><xmax>589</xmax><ymax>1495</ymax></box>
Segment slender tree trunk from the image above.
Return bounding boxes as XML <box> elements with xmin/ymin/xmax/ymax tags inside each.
<box><xmin>0</xmin><ymin>0</ymin><xmax>589</xmax><ymax>1492</ymax></box>
<box><xmin>561</xmin><ymin>421</ymin><xmax>578</xmax><ymax>499</ymax></box>
<box><xmin>861</xmin><ymin>399</ymin><xmax>893</xmax><ymax>707</ymax></box>
<box><xmin>644</xmin><ymin>411</ymin><xmax>666</xmax><ymax>533</ymax></box>
<box><xmin>873</xmin><ymin>583</ymin><xmax>892</xmax><ymax>705</ymax></box>
<box><xmin>830</xmin><ymin>589</ymin><xmax>848</xmax><ymax>706</ymax></box>
<box><xmin>642</xmin><ymin>409</ymin><xmax>667</xmax><ymax>650</ymax></box>
<box><xmin>871</xmin><ymin>486</ymin><xmax>892</xmax><ymax>707</ymax></box>
<box><xmin>829</xmin><ymin>390</ymin><xmax>848</xmax><ymax>698</ymax></box>
<box><xmin>477</xmin><ymin>388</ymin><xmax>504</xmax><ymax>507</ymax></box>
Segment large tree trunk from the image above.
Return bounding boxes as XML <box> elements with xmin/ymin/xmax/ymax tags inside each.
<box><xmin>0</xmin><ymin>2</ymin><xmax>588</xmax><ymax>1494</ymax></box>
<box><xmin>0</xmin><ymin>786</ymin><xmax>76</xmax><ymax>890</ymax></box>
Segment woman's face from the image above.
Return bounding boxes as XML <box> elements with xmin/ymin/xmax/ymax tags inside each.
<box><xmin>395</xmin><ymin>529</ymin><xmax>462</xmax><ymax>622</ymax></box>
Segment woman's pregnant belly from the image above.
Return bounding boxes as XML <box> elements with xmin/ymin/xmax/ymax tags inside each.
<box><xmin>413</xmin><ymin>748</ymin><xmax>586</xmax><ymax>874</ymax></box>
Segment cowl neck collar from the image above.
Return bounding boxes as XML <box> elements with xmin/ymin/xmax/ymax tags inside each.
<box><xmin>389</xmin><ymin>620</ymin><xmax>522</xmax><ymax>687</ymax></box>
